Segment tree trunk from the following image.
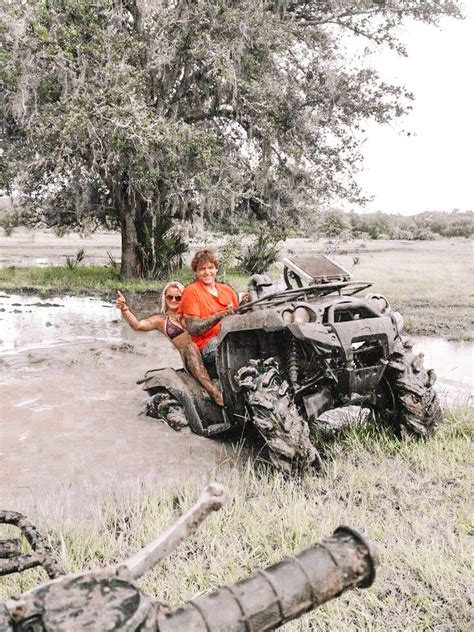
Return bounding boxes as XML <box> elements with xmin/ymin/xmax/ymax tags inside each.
<box><xmin>120</xmin><ymin>205</ymin><xmax>141</xmax><ymax>280</ymax></box>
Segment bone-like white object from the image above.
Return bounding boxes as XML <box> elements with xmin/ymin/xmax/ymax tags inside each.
<box><xmin>123</xmin><ymin>483</ymin><xmax>227</xmax><ymax>580</ymax></box>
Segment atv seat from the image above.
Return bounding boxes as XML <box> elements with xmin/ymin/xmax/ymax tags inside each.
<box><xmin>283</xmin><ymin>255</ymin><xmax>352</xmax><ymax>289</ymax></box>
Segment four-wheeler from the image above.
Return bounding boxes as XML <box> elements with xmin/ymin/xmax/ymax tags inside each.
<box><xmin>141</xmin><ymin>254</ymin><xmax>442</xmax><ymax>470</ymax></box>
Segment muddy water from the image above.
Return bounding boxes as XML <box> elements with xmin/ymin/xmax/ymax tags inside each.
<box><xmin>0</xmin><ymin>294</ymin><xmax>235</xmax><ymax>520</ymax></box>
<box><xmin>410</xmin><ymin>336</ymin><xmax>473</xmax><ymax>405</ymax></box>
<box><xmin>1</xmin><ymin>294</ymin><xmax>472</xmax><ymax>519</ymax></box>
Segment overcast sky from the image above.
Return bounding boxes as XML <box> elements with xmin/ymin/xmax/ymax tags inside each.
<box><xmin>350</xmin><ymin>2</ymin><xmax>473</xmax><ymax>216</ymax></box>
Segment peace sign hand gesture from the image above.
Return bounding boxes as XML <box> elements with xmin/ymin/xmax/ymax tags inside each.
<box><xmin>115</xmin><ymin>290</ymin><xmax>128</xmax><ymax>312</ymax></box>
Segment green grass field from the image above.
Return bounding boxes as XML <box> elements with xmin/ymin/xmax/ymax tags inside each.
<box><xmin>0</xmin><ymin>406</ymin><xmax>471</xmax><ymax>630</ymax></box>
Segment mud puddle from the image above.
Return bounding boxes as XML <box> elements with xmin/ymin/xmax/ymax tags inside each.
<box><xmin>0</xmin><ymin>294</ymin><xmax>235</xmax><ymax>520</ymax></box>
<box><xmin>1</xmin><ymin>294</ymin><xmax>471</xmax><ymax>519</ymax></box>
<box><xmin>411</xmin><ymin>335</ymin><xmax>472</xmax><ymax>405</ymax></box>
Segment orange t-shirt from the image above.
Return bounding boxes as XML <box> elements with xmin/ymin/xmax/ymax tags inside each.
<box><xmin>178</xmin><ymin>280</ymin><xmax>239</xmax><ymax>350</ymax></box>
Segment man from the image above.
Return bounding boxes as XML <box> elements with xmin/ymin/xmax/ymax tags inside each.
<box><xmin>179</xmin><ymin>249</ymin><xmax>239</xmax><ymax>374</ymax></box>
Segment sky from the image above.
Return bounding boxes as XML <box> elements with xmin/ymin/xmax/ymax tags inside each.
<box><xmin>349</xmin><ymin>2</ymin><xmax>474</xmax><ymax>216</ymax></box>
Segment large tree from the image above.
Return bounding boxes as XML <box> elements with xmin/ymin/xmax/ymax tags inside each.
<box><xmin>0</xmin><ymin>0</ymin><xmax>461</xmax><ymax>278</ymax></box>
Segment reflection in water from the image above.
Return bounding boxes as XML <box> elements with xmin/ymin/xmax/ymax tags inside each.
<box><xmin>0</xmin><ymin>293</ymin><xmax>124</xmax><ymax>355</ymax></box>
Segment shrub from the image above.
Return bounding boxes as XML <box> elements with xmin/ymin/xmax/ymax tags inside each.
<box><xmin>65</xmin><ymin>248</ymin><xmax>86</xmax><ymax>269</ymax></box>
<box><xmin>237</xmin><ymin>223</ymin><xmax>286</xmax><ymax>275</ymax></box>
<box><xmin>136</xmin><ymin>215</ymin><xmax>188</xmax><ymax>279</ymax></box>
<box><xmin>219</xmin><ymin>237</ymin><xmax>244</xmax><ymax>272</ymax></box>
<box><xmin>0</xmin><ymin>211</ymin><xmax>20</xmax><ymax>236</ymax></box>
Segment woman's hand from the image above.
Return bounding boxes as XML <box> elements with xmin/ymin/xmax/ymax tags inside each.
<box><xmin>115</xmin><ymin>290</ymin><xmax>128</xmax><ymax>313</ymax></box>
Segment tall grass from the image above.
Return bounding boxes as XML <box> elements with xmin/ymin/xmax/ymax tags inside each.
<box><xmin>1</xmin><ymin>406</ymin><xmax>472</xmax><ymax>630</ymax></box>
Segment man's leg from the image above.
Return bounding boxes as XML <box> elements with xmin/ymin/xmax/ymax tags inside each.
<box><xmin>200</xmin><ymin>338</ymin><xmax>219</xmax><ymax>379</ymax></box>
<box><xmin>182</xmin><ymin>341</ymin><xmax>223</xmax><ymax>406</ymax></box>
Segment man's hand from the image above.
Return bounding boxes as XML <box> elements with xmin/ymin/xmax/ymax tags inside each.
<box><xmin>183</xmin><ymin>306</ymin><xmax>233</xmax><ymax>336</ymax></box>
<box><xmin>115</xmin><ymin>290</ymin><xmax>128</xmax><ymax>312</ymax></box>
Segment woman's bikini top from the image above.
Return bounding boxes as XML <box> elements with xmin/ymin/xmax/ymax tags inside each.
<box><xmin>166</xmin><ymin>317</ymin><xmax>185</xmax><ymax>340</ymax></box>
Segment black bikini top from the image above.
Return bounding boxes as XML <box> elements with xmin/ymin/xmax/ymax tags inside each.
<box><xmin>166</xmin><ymin>317</ymin><xmax>185</xmax><ymax>340</ymax></box>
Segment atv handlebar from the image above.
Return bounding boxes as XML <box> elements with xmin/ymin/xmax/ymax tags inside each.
<box><xmin>157</xmin><ymin>526</ymin><xmax>378</xmax><ymax>631</ymax></box>
<box><xmin>236</xmin><ymin>281</ymin><xmax>373</xmax><ymax>314</ymax></box>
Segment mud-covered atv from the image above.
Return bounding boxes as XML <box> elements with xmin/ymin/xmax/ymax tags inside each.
<box><xmin>141</xmin><ymin>254</ymin><xmax>442</xmax><ymax>470</ymax></box>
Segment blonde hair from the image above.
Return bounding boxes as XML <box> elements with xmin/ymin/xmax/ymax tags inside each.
<box><xmin>161</xmin><ymin>281</ymin><xmax>185</xmax><ymax>313</ymax></box>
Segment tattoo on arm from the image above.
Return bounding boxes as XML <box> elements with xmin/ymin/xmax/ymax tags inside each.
<box><xmin>183</xmin><ymin>312</ymin><xmax>225</xmax><ymax>336</ymax></box>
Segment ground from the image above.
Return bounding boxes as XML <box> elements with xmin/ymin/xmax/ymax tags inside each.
<box><xmin>0</xmin><ymin>229</ymin><xmax>472</xmax><ymax>630</ymax></box>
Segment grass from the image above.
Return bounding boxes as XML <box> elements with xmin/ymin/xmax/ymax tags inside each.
<box><xmin>328</xmin><ymin>239</ymin><xmax>474</xmax><ymax>341</ymax></box>
<box><xmin>1</xmin><ymin>405</ymin><xmax>472</xmax><ymax>630</ymax></box>
<box><xmin>0</xmin><ymin>265</ymin><xmax>249</xmax><ymax>295</ymax></box>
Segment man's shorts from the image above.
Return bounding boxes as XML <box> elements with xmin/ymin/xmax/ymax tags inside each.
<box><xmin>201</xmin><ymin>337</ymin><xmax>219</xmax><ymax>378</ymax></box>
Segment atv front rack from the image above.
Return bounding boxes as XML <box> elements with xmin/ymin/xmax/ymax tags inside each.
<box><xmin>283</xmin><ymin>255</ymin><xmax>352</xmax><ymax>288</ymax></box>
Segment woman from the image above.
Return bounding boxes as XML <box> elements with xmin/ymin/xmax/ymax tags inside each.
<box><xmin>115</xmin><ymin>282</ymin><xmax>224</xmax><ymax>406</ymax></box>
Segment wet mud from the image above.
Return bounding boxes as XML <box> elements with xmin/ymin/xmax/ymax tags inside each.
<box><xmin>0</xmin><ymin>294</ymin><xmax>234</xmax><ymax>520</ymax></box>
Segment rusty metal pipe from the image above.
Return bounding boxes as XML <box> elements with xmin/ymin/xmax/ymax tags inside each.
<box><xmin>157</xmin><ymin>526</ymin><xmax>378</xmax><ymax>631</ymax></box>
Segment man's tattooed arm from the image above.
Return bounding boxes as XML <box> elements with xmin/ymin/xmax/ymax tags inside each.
<box><xmin>183</xmin><ymin>307</ymin><xmax>234</xmax><ymax>336</ymax></box>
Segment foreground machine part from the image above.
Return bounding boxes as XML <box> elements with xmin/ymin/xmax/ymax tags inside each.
<box><xmin>0</xmin><ymin>486</ymin><xmax>379</xmax><ymax>631</ymax></box>
<box><xmin>141</xmin><ymin>254</ymin><xmax>442</xmax><ymax>469</ymax></box>
<box><xmin>157</xmin><ymin>526</ymin><xmax>378</xmax><ymax>631</ymax></box>
<box><xmin>0</xmin><ymin>511</ymin><xmax>65</xmax><ymax>579</ymax></box>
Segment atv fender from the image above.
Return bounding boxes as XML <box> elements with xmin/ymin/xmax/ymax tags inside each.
<box><xmin>140</xmin><ymin>368</ymin><xmax>233</xmax><ymax>437</ymax></box>
<box><xmin>140</xmin><ymin>368</ymin><xmax>206</xmax><ymax>435</ymax></box>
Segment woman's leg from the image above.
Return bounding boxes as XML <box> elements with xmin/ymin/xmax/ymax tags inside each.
<box><xmin>181</xmin><ymin>341</ymin><xmax>224</xmax><ymax>406</ymax></box>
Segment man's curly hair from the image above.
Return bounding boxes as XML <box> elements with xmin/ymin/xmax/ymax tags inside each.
<box><xmin>191</xmin><ymin>249</ymin><xmax>219</xmax><ymax>272</ymax></box>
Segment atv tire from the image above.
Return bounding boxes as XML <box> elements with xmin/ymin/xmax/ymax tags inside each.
<box><xmin>382</xmin><ymin>340</ymin><xmax>442</xmax><ymax>437</ymax></box>
<box><xmin>234</xmin><ymin>358</ymin><xmax>321</xmax><ymax>472</ymax></box>
<box><xmin>145</xmin><ymin>389</ymin><xmax>189</xmax><ymax>432</ymax></box>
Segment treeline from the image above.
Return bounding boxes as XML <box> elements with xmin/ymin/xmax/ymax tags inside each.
<box><xmin>316</xmin><ymin>210</ymin><xmax>473</xmax><ymax>240</ymax></box>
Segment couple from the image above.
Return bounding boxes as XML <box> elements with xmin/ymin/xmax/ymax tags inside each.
<box><xmin>116</xmin><ymin>250</ymin><xmax>238</xmax><ymax>407</ymax></box>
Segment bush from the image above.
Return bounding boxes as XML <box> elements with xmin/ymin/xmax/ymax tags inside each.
<box><xmin>219</xmin><ymin>237</ymin><xmax>244</xmax><ymax>272</ymax></box>
<box><xmin>65</xmin><ymin>248</ymin><xmax>86</xmax><ymax>269</ymax></box>
<box><xmin>136</xmin><ymin>215</ymin><xmax>188</xmax><ymax>279</ymax></box>
<box><xmin>413</xmin><ymin>230</ymin><xmax>439</xmax><ymax>241</ymax></box>
<box><xmin>0</xmin><ymin>211</ymin><xmax>20</xmax><ymax>236</ymax></box>
<box><xmin>237</xmin><ymin>223</ymin><xmax>285</xmax><ymax>275</ymax></box>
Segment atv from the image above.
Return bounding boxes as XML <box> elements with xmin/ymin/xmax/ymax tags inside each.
<box><xmin>140</xmin><ymin>254</ymin><xmax>442</xmax><ymax>470</ymax></box>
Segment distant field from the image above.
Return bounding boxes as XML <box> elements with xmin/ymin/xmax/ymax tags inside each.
<box><xmin>0</xmin><ymin>406</ymin><xmax>471</xmax><ymax>630</ymax></box>
<box><xmin>0</xmin><ymin>234</ymin><xmax>472</xmax><ymax>339</ymax></box>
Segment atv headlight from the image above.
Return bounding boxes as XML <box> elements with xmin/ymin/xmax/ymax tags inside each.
<box><xmin>366</xmin><ymin>293</ymin><xmax>390</xmax><ymax>314</ymax></box>
<box><xmin>281</xmin><ymin>309</ymin><xmax>294</xmax><ymax>323</ymax></box>
<box><xmin>293</xmin><ymin>306</ymin><xmax>312</xmax><ymax>323</ymax></box>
